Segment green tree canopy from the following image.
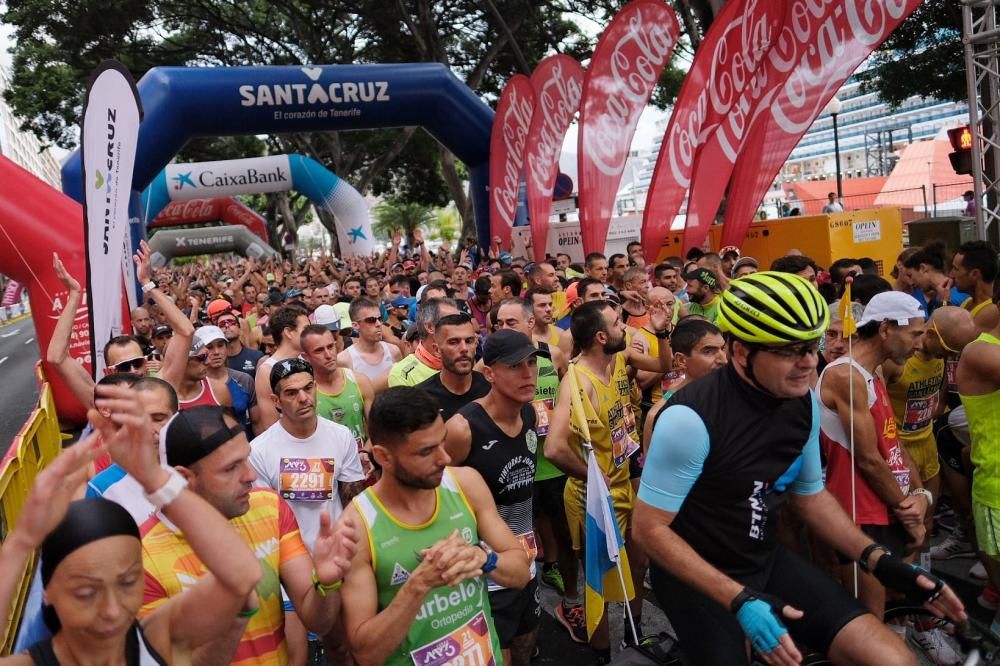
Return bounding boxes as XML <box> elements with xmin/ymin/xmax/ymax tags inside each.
<box><xmin>372</xmin><ymin>198</ymin><xmax>435</xmax><ymax>246</ymax></box>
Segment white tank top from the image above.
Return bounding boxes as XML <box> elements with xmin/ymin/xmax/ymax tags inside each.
<box><xmin>347</xmin><ymin>341</ymin><xmax>394</xmax><ymax>381</ymax></box>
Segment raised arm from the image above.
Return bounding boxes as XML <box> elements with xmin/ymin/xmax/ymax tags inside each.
<box><xmin>135</xmin><ymin>242</ymin><xmax>195</xmax><ymax>389</ymax></box>
<box><xmin>47</xmin><ymin>253</ymin><xmax>96</xmax><ymax>407</ymax></box>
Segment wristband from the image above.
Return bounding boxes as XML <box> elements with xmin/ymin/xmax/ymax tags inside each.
<box><xmin>858</xmin><ymin>543</ymin><xmax>891</xmax><ymax>573</ymax></box>
<box><xmin>730</xmin><ymin>587</ymin><xmax>755</xmax><ymax>613</ymax></box>
<box><xmin>312</xmin><ymin>569</ymin><xmax>343</xmax><ymax>596</ymax></box>
<box><xmin>654</xmin><ymin>328</ymin><xmax>671</xmax><ymax>339</ymax></box>
<box><xmin>908</xmin><ymin>487</ymin><xmax>933</xmax><ymax>505</ymax></box>
<box><xmin>141</xmin><ymin>281</ymin><xmax>157</xmax><ymax>294</ymax></box>
<box><xmin>144</xmin><ymin>468</ymin><xmax>188</xmax><ymax>511</ymax></box>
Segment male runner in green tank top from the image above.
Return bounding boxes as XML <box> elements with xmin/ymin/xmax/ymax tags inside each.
<box><xmin>957</xmin><ymin>294</ymin><xmax>1000</xmax><ymax>637</ymax></box>
<box><xmin>340</xmin><ymin>387</ymin><xmax>531</xmax><ymax>665</ymax></box>
<box><xmin>301</xmin><ymin>324</ymin><xmax>374</xmax><ymax>453</ymax></box>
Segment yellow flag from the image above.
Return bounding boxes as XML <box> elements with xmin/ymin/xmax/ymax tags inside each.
<box><xmin>566</xmin><ymin>364</ymin><xmax>592</xmax><ymax>446</ymax></box>
<box><xmin>838</xmin><ymin>280</ymin><xmax>857</xmax><ymax>337</ymax></box>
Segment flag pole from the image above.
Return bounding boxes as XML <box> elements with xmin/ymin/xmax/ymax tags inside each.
<box><xmin>841</xmin><ymin>276</ymin><xmax>859</xmax><ymax>598</ymax></box>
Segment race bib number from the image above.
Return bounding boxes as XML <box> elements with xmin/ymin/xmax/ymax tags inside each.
<box><xmin>532</xmin><ymin>399</ymin><xmax>553</xmax><ymax>437</ymax></box>
<box><xmin>903</xmin><ymin>396</ymin><xmax>937</xmax><ymax>432</ymax></box>
<box><xmin>279</xmin><ymin>458</ymin><xmax>335</xmax><ymax>502</ymax></box>
<box><xmin>945</xmin><ymin>358</ymin><xmax>958</xmax><ymax>393</ymax></box>
<box><xmin>410</xmin><ymin>611</ymin><xmax>496</xmax><ymax>666</ymax></box>
<box><xmin>611</xmin><ymin>406</ymin><xmax>640</xmax><ymax>468</ymax></box>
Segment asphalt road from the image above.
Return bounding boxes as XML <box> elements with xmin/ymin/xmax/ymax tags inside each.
<box><xmin>0</xmin><ymin>317</ymin><xmax>40</xmax><ymax>458</ymax></box>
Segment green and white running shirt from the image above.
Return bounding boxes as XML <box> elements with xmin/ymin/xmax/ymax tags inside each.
<box><xmin>353</xmin><ymin>469</ymin><xmax>502</xmax><ymax>665</ymax></box>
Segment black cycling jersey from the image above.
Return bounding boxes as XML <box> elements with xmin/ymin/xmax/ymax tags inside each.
<box><xmin>642</xmin><ymin>363</ymin><xmax>822</xmax><ymax>577</ymax></box>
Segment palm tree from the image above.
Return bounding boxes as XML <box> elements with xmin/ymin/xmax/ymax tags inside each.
<box><xmin>372</xmin><ymin>199</ymin><xmax>435</xmax><ymax>247</ymax></box>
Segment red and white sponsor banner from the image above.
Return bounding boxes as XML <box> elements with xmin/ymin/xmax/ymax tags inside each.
<box><xmin>152</xmin><ymin>197</ymin><xmax>271</xmax><ymax>242</ymax></box>
<box><xmin>490</xmin><ymin>75</ymin><xmax>535</xmax><ymax>247</ymax></box>
<box><xmin>525</xmin><ymin>55</ymin><xmax>585</xmax><ymax>260</ymax></box>
<box><xmin>1</xmin><ymin>280</ymin><xmax>22</xmax><ymax>307</ymax></box>
<box><xmin>717</xmin><ymin>0</ymin><xmax>921</xmax><ymax>248</ymax></box>
<box><xmin>577</xmin><ymin>0</ymin><xmax>679</xmax><ymax>256</ymax></box>
<box><xmin>642</xmin><ymin>0</ymin><xmax>788</xmax><ymax>260</ymax></box>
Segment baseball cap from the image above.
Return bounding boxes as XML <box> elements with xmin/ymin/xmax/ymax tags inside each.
<box><xmin>195</xmin><ymin>325</ymin><xmax>226</xmax><ymax>346</ymax></box>
<box><xmin>159</xmin><ymin>406</ymin><xmax>244</xmax><ymax>468</ymax></box>
<box><xmin>856</xmin><ymin>291</ymin><xmax>925</xmax><ymax>327</ymax></box>
<box><xmin>313</xmin><ymin>304</ymin><xmax>342</xmax><ymax>330</ymax></box>
<box><xmin>206</xmin><ymin>299</ymin><xmax>232</xmax><ymax>319</ymax></box>
<box><xmin>482</xmin><ymin>330</ymin><xmax>548</xmax><ymax>366</ymax></box>
<box><xmin>333</xmin><ymin>302</ymin><xmax>352</xmax><ymax>329</ymax></box>
<box><xmin>152</xmin><ymin>324</ymin><xmax>172</xmax><ymax>338</ymax></box>
<box><xmin>390</xmin><ymin>262</ymin><xmax>403</xmax><ymax>271</ymax></box>
<box><xmin>269</xmin><ymin>357</ymin><xmax>314</xmax><ymax>392</ymax></box>
<box><xmin>731</xmin><ymin>256</ymin><xmax>759</xmax><ymax>277</ymax></box>
<box><xmin>391</xmin><ymin>295</ymin><xmax>416</xmax><ymax>308</ymax></box>
<box><xmin>499</xmin><ymin>252</ymin><xmax>513</xmax><ymax>265</ymax></box>
<box><xmin>402</xmin><ymin>260</ymin><xmax>417</xmax><ymax>269</ymax></box>
<box><xmin>684</xmin><ymin>267</ymin><xmax>720</xmax><ymax>291</ymax></box>
<box><xmin>285</xmin><ymin>288</ymin><xmax>304</xmax><ymax>300</ymax></box>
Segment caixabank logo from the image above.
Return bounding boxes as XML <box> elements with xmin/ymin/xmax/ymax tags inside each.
<box><xmin>238</xmin><ymin>66</ymin><xmax>391</xmax><ymax>107</ymax></box>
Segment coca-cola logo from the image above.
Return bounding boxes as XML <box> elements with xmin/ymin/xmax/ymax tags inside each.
<box><xmin>582</xmin><ymin>5</ymin><xmax>678</xmax><ymax>178</ymax></box>
<box><xmin>492</xmin><ymin>80</ymin><xmax>534</xmax><ymax>228</ymax></box>
<box><xmin>770</xmin><ymin>0</ymin><xmax>911</xmax><ymax>136</ymax></box>
<box><xmin>665</xmin><ymin>0</ymin><xmax>779</xmax><ymax>188</ymax></box>
<box><xmin>526</xmin><ymin>60</ymin><xmax>583</xmax><ymax>197</ymax></box>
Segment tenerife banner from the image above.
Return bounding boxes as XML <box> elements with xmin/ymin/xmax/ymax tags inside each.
<box><xmin>489</xmin><ymin>75</ymin><xmax>535</xmax><ymax>247</ymax></box>
<box><xmin>147</xmin><ymin>225</ymin><xmax>280</xmax><ymax>267</ymax></box>
<box><xmin>719</xmin><ymin>0</ymin><xmax>922</xmax><ymax>248</ymax></box>
<box><xmin>143</xmin><ymin>154</ymin><xmax>375</xmax><ymax>256</ymax></box>
<box><xmin>577</xmin><ymin>0</ymin><xmax>679</xmax><ymax>256</ymax></box>
<box><xmin>525</xmin><ymin>55</ymin><xmax>585</xmax><ymax>260</ymax></box>
<box><xmin>81</xmin><ymin>60</ymin><xmax>142</xmax><ymax>377</ymax></box>
<box><xmin>641</xmin><ymin>0</ymin><xmax>787</xmax><ymax>260</ymax></box>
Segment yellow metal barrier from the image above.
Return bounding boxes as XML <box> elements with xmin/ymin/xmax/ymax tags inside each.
<box><xmin>0</xmin><ymin>380</ymin><xmax>63</xmax><ymax>654</ymax></box>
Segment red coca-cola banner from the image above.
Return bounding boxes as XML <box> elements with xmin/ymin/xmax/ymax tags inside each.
<box><xmin>525</xmin><ymin>55</ymin><xmax>585</xmax><ymax>260</ymax></box>
<box><xmin>578</xmin><ymin>0</ymin><xmax>679</xmax><ymax>256</ymax></box>
<box><xmin>152</xmin><ymin>197</ymin><xmax>271</xmax><ymax>242</ymax></box>
<box><xmin>642</xmin><ymin>0</ymin><xmax>787</xmax><ymax>260</ymax></box>
<box><xmin>719</xmin><ymin>0</ymin><xmax>921</xmax><ymax>247</ymax></box>
<box><xmin>489</xmin><ymin>75</ymin><xmax>535</xmax><ymax>247</ymax></box>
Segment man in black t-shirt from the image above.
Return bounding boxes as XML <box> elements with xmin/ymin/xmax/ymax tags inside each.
<box><xmin>417</xmin><ymin>313</ymin><xmax>490</xmax><ymax>419</ymax></box>
<box><xmin>444</xmin><ymin>329</ymin><xmax>542</xmax><ymax>666</ymax></box>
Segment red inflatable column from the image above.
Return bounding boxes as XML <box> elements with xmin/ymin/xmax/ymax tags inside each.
<box><xmin>0</xmin><ymin>156</ymin><xmax>90</xmax><ymax>424</ymax></box>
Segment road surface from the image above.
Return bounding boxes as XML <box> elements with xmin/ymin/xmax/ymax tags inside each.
<box><xmin>0</xmin><ymin>317</ymin><xmax>40</xmax><ymax>458</ymax></box>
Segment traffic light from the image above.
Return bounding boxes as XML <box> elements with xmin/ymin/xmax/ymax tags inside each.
<box><xmin>948</xmin><ymin>126</ymin><xmax>974</xmax><ymax>175</ymax></box>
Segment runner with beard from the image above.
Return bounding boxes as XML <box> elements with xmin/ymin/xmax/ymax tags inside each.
<box><xmin>544</xmin><ymin>299</ymin><xmax>673</xmax><ymax>659</ymax></box>
<box><xmin>418</xmin><ymin>313</ymin><xmax>491</xmax><ymax>420</ymax></box>
<box><xmin>339</xmin><ymin>387</ymin><xmax>531</xmax><ymax>666</ymax></box>
<box><xmin>444</xmin><ymin>330</ymin><xmax>543</xmax><ymax>666</ymax></box>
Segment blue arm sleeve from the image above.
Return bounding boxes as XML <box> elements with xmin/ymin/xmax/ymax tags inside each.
<box><xmin>637</xmin><ymin>405</ymin><xmax>710</xmax><ymax>512</ymax></box>
<box><xmin>790</xmin><ymin>393</ymin><xmax>824</xmax><ymax>496</ymax></box>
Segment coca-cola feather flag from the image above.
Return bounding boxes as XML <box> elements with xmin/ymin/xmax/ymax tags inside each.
<box><xmin>641</xmin><ymin>0</ymin><xmax>788</xmax><ymax>261</ymax></box>
<box><xmin>525</xmin><ymin>55</ymin><xmax>585</xmax><ymax>260</ymax></box>
<box><xmin>490</xmin><ymin>75</ymin><xmax>535</xmax><ymax>248</ymax></box>
<box><xmin>577</xmin><ymin>0</ymin><xmax>679</xmax><ymax>256</ymax></box>
<box><xmin>719</xmin><ymin>0</ymin><xmax>922</xmax><ymax>247</ymax></box>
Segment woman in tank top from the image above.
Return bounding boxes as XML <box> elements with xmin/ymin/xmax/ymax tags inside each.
<box><xmin>0</xmin><ymin>387</ymin><xmax>261</xmax><ymax>666</ymax></box>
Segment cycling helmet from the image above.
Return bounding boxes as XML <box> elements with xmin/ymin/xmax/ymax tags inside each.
<box><xmin>717</xmin><ymin>271</ymin><xmax>829</xmax><ymax>345</ymax></box>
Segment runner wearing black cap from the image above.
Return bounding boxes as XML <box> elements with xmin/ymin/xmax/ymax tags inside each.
<box><xmin>443</xmin><ymin>330</ymin><xmax>543</xmax><ymax>666</ymax></box>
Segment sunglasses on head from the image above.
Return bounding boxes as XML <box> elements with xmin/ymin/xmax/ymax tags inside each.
<box><xmin>113</xmin><ymin>356</ymin><xmax>146</xmax><ymax>373</ymax></box>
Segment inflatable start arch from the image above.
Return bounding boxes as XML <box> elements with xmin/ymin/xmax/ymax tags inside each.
<box><xmin>151</xmin><ymin>197</ymin><xmax>271</xmax><ymax>243</ymax></box>
<box><xmin>63</xmin><ymin>63</ymin><xmax>495</xmax><ymax>245</ymax></box>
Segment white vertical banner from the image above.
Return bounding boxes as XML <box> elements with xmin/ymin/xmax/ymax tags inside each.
<box><xmin>81</xmin><ymin>60</ymin><xmax>143</xmax><ymax>377</ymax></box>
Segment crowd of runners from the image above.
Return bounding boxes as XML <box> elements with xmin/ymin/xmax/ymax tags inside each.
<box><xmin>3</xmin><ymin>230</ymin><xmax>1000</xmax><ymax>666</ymax></box>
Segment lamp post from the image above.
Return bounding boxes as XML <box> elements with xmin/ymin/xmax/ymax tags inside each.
<box><xmin>825</xmin><ymin>96</ymin><xmax>843</xmax><ymax>203</ymax></box>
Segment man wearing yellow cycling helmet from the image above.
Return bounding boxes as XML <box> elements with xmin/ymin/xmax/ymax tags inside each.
<box><xmin>633</xmin><ymin>271</ymin><xmax>966</xmax><ymax>666</ymax></box>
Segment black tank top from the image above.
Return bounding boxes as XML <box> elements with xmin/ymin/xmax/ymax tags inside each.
<box><xmin>27</xmin><ymin>622</ymin><xmax>167</xmax><ymax>665</ymax></box>
<box><xmin>459</xmin><ymin>402</ymin><xmax>537</xmax><ymax>570</ymax></box>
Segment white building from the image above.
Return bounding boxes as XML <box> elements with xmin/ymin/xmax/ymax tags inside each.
<box><xmin>0</xmin><ymin>65</ymin><xmax>62</xmax><ymax>188</ymax></box>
